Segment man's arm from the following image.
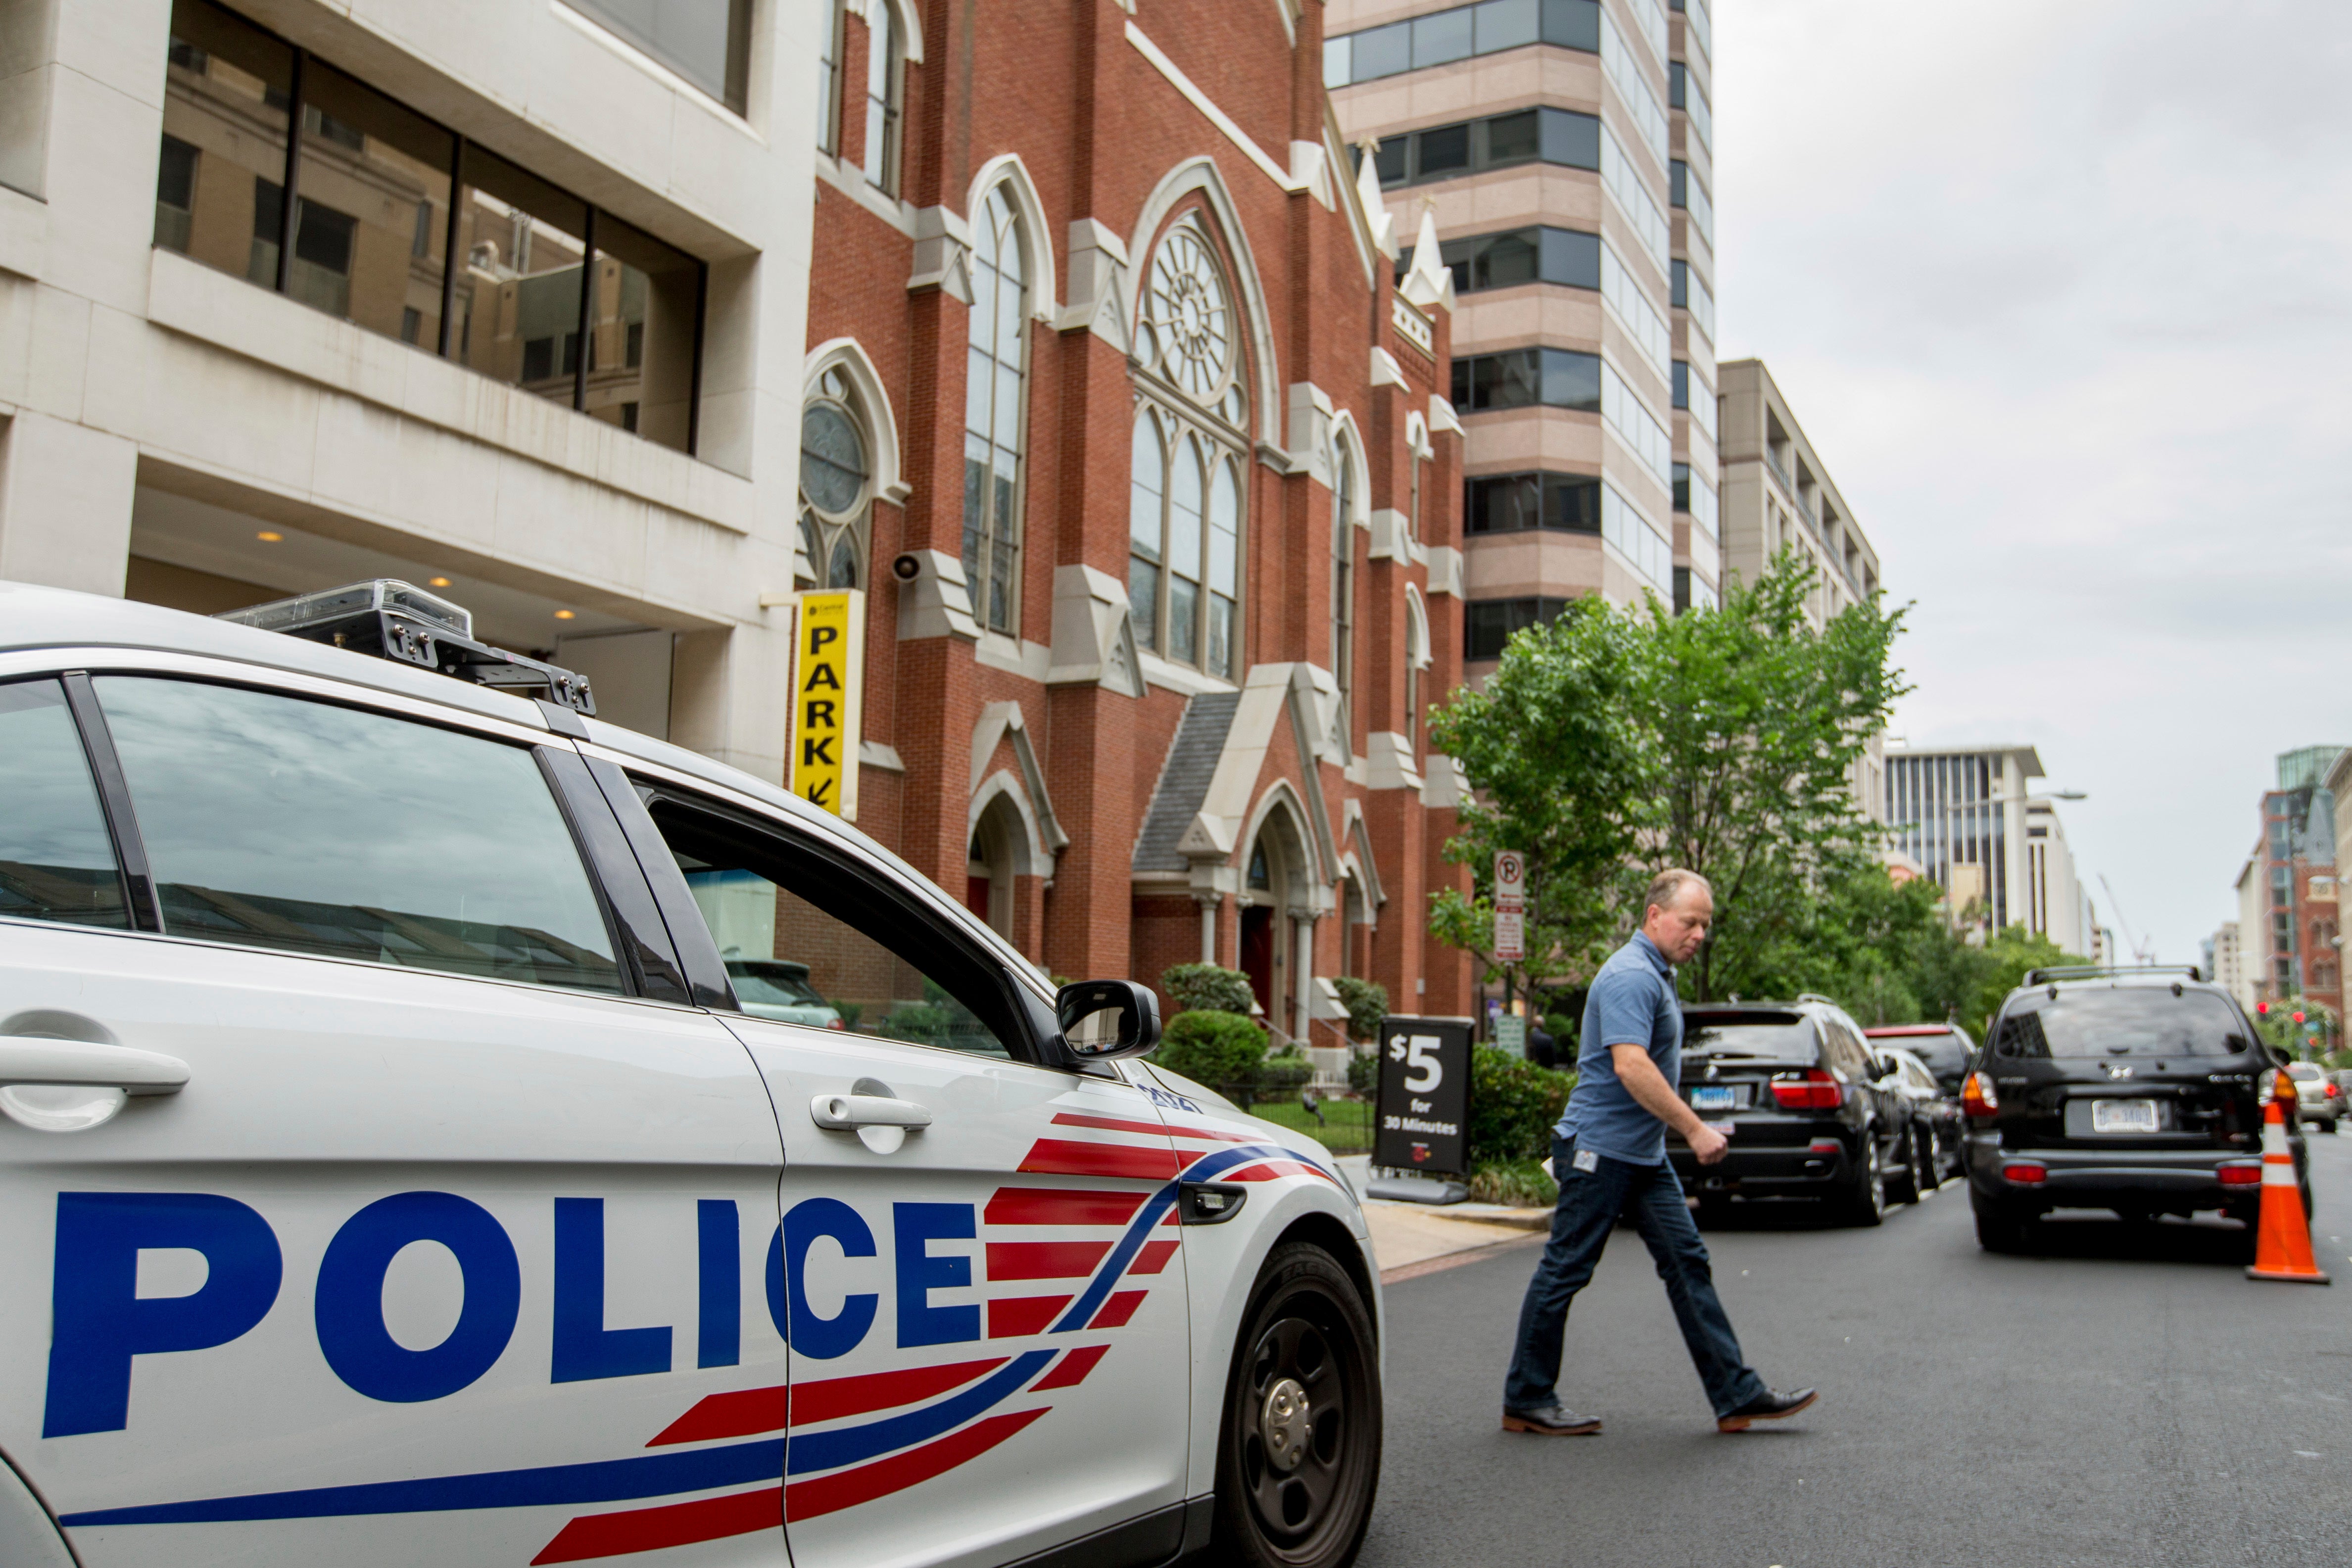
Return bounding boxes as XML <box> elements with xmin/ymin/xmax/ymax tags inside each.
<box><xmin>1610</xmin><ymin>1044</ymin><xmax>1728</xmax><ymax>1164</ymax></box>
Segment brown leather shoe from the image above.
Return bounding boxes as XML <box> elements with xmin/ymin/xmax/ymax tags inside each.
<box><xmin>1502</xmin><ymin>1402</ymin><xmax>1603</xmax><ymax>1435</ymax></box>
<box><xmin>1716</xmin><ymin>1387</ymin><xmax>1817</xmax><ymax>1432</ymax></box>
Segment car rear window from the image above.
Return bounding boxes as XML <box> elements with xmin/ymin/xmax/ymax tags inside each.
<box><xmin>1888</xmin><ymin>1029</ymin><xmax>1970</xmax><ymax>1076</ymax></box>
<box><xmin>1994</xmin><ymin>989</ymin><xmax>2253</xmax><ymax>1059</ymax></box>
<box><xmin>2287</xmin><ymin>1063</ymin><xmax>2324</xmax><ymax>1082</ymax></box>
<box><xmin>1684</xmin><ymin>1014</ymin><xmax>1817</xmax><ymax>1061</ymax></box>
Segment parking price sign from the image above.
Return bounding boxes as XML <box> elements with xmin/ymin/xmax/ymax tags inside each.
<box><xmin>1374</xmin><ymin>1015</ymin><xmax>1473</xmax><ymax>1176</ymax></box>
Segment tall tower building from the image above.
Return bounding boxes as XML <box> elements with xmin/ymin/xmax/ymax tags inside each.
<box><xmin>1327</xmin><ymin>0</ymin><xmax>1717</xmax><ymax>670</ymax></box>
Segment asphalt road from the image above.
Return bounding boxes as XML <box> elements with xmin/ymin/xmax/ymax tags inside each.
<box><xmin>1359</xmin><ymin>1129</ymin><xmax>2352</xmax><ymax>1568</ymax></box>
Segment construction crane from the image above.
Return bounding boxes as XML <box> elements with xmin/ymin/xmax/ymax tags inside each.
<box><xmin>2097</xmin><ymin>873</ymin><xmax>2158</xmax><ymax>966</ymax></box>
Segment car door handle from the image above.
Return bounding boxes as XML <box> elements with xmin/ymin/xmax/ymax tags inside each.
<box><xmin>810</xmin><ymin>1093</ymin><xmax>933</xmax><ymax>1131</ymax></box>
<box><xmin>0</xmin><ymin>1038</ymin><xmax>190</xmax><ymax>1094</ymax></box>
<box><xmin>0</xmin><ymin>1037</ymin><xmax>189</xmax><ymax>1134</ymax></box>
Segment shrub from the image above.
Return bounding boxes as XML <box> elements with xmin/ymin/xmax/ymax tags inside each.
<box><xmin>1345</xmin><ymin>1048</ymin><xmax>1379</xmax><ymax>1095</ymax></box>
<box><xmin>1331</xmin><ymin>976</ymin><xmax>1389</xmax><ymax>1043</ymax></box>
<box><xmin>1152</xmin><ymin>1008</ymin><xmax>1268</xmax><ymax>1092</ymax></box>
<box><xmin>1162</xmin><ymin>963</ymin><xmax>1255</xmax><ymax>1016</ymax></box>
<box><xmin>1468</xmin><ymin>1046</ymin><xmax>1577</xmax><ymax>1166</ymax></box>
<box><xmin>1247</xmin><ymin>1049</ymin><xmax>1313</xmax><ymax>1106</ymax></box>
<box><xmin>1468</xmin><ymin>1158</ymin><xmax>1559</xmax><ymax>1208</ymax></box>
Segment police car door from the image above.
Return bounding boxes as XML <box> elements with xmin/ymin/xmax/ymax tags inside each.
<box><xmin>0</xmin><ymin>669</ymin><xmax>787</xmax><ymax>1568</ymax></box>
<box><xmin>624</xmin><ymin>778</ymin><xmax>1196</xmax><ymax>1568</ymax></box>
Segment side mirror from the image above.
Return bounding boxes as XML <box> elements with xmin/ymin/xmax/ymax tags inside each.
<box><xmin>1055</xmin><ymin>980</ymin><xmax>1162</xmax><ymax>1061</ymax></box>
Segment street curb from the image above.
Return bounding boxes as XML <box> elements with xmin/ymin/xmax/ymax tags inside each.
<box><xmin>1380</xmin><ymin>1230</ymin><xmax>1545</xmax><ymax>1285</ymax></box>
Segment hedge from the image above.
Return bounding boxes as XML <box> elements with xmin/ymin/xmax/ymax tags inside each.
<box><xmin>1161</xmin><ymin>963</ymin><xmax>1255</xmax><ymax>1016</ymax></box>
<box><xmin>1152</xmin><ymin>1009</ymin><xmax>1269</xmax><ymax>1092</ymax></box>
<box><xmin>1468</xmin><ymin>1046</ymin><xmax>1577</xmax><ymax>1166</ymax></box>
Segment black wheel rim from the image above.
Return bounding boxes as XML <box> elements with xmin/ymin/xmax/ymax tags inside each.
<box><xmin>1231</xmin><ymin>1286</ymin><xmax>1371</xmax><ymax>1559</ymax></box>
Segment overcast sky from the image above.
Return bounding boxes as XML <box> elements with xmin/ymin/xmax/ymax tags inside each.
<box><xmin>1714</xmin><ymin>0</ymin><xmax>2352</xmax><ymax>966</ymax></box>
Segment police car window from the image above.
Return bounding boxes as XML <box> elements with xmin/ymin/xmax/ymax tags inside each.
<box><xmin>0</xmin><ymin>680</ymin><xmax>129</xmax><ymax>930</ymax></box>
<box><xmin>94</xmin><ymin>678</ymin><xmax>622</xmax><ymax>991</ymax></box>
<box><xmin>645</xmin><ymin>796</ymin><xmax>1020</xmax><ymax>1059</ymax></box>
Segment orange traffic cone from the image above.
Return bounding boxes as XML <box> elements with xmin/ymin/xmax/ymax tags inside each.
<box><xmin>2246</xmin><ymin>1093</ymin><xmax>2329</xmax><ymax>1284</ymax></box>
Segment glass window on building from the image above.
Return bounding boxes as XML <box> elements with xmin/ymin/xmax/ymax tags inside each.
<box><xmin>564</xmin><ymin>0</ymin><xmax>753</xmax><ymax>114</ymax></box>
<box><xmin>154</xmin><ymin>0</ymin><xmax>709</xmax><ymax>459</ymax></box>
<box><xmin>1466</xmin><ymin>597</ymin><xmax>1571</xmax><ymax>661</ymax></box>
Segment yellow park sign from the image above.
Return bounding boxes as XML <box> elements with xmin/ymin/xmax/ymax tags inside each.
<box><xmin>789</xmin><ymin>590</ymin><xmax>864</xmax><ymax>818</ymax></box>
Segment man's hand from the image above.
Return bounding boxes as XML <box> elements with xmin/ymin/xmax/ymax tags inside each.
<box><xmin>1687</xmin><ymin>1124</ymin><xmax>1729</xmax><ymax>1165</ymax></box>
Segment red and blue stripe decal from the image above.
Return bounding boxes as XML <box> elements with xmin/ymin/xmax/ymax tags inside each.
<box><xmin>56</xmin><ymin>1131</ymin><xmax>1333</xmax><ymax>1560</ymax></box>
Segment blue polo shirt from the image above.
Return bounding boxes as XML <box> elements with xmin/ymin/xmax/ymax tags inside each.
<box><xmin>1555</xmin><ymin>932</ymin><xmax>1683</xmax><ymax>1165</ymax></box>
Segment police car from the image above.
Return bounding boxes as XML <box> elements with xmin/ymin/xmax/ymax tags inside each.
<box><xmin>0</xmin><ymin>580</ymin><xmax>1382</xmax><ymax>1568</ymax></box>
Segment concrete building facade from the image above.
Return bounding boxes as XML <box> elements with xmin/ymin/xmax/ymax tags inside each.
<box><xmin>1720</xmin><ymin>356</ymin><xmax>1885</xmax><ymax>819</ymax></box>
<box><xmin>795</xmin><ymin>0</ymin><xmax>1476</xmax><ymax>1041</ymax></box>
<box><xmin>2</xmin><ymin>0</ymin><xmax>827</xmax><ymax>777</ymax></box>
<box><xmin>1324</xmin><ymin>0</ymin><xmax>1713</xmax><ymax>675</ymax></box>
<box><xmin>1886</xmin><ymin>743</ymin><xmax>2097</xmax><ymax>953</ymax></box>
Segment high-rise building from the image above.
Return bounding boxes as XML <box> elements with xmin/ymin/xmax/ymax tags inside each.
<box><xmin>2244</xmin><ymin>747</ymin><xmax>2344</xmax><ymax>1014</ymax></box>
<box><xmin>2208</xmin><ymin>920</ymin><xmax>2247</xmax><ymax>1008</ymax></box>
<box><xmin>1885</xmin><ymin>743</ymin><xmax>2094</xmax><ymax>951</ymax></box>
<box><xmin>1716</xmin><ymin>359</ymin><xmax>1884</xmax><ymax>820</ymax></box>
<box><xmin>1326</xmin><ymin>0</ymin><xmax>1710</xmax><ymax>667</ymax></box>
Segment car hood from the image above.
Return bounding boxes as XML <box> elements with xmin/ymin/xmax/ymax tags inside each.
<box><xmin>1132</xmin><ymin>1061</ymin><xmax>1338</xmax><ymax>1168</ymax></box>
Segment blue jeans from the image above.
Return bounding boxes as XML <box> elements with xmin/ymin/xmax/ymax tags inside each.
<box><xmin>1504</xmin><ymin>1134</ymin><xmax>1767</xmax><ymax>1418</ymax></box>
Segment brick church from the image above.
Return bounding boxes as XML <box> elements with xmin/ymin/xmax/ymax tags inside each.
<box><xmin>801</xmin><ymin>0</ymin><xmax>1474</xmax><ymax>1042</ymax></box>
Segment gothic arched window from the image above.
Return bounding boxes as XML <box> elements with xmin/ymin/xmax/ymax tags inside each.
<box><xmin>800</xmin><ymin>366</ymin><xmax>871</xmax><ymax>590</ymax></box>
<box><xmin>1129</xmin><ymin>217</ymin><xmax>1248</xmax><ymax>678</ymax></box>
<box><xmin>963</xmin><ymin>185</ymin><xmax>1028</xmax><ymax>634</ymax></box>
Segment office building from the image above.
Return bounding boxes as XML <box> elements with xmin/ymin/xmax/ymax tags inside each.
<box><xmin>2</xmin><ymin>0</ymin><xmax>825</xmax><ymax>774</ymax></box>
<box><xmin>2243</xmin><ymin>746</ymin><xmax>2345</xmax><ymax>1013</ymax></box>
<box><xmin>1886</xmin><ymin>743</ymin><xmax>2097</xmax><ymax>953</ymax></box>
<box><xmin>1720</xmin><ymin>357</ymin><xmax>1884</xmax><ymax>818</ymax></box>
<box><xmin>1327</xmin><ymin>0</ymin><xmax>1713</xmax><ymax>667</ymax></box>
<box><xmin>2208</xmin><ymin>919</ymin><xmax>2247</xmax><ymax>1008</ymax></box>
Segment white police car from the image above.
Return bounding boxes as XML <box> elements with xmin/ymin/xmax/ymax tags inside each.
<box><xmin>0</xmin><ymin>580</ymin><xmax>1382</xmax><ymax>1568</ymax></box>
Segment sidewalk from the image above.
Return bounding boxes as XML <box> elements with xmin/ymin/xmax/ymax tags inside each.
<box><xmin>1337</xmin><ymin>1157</ymin><xmax>1552</xmax><ymax>1283</ymax></box>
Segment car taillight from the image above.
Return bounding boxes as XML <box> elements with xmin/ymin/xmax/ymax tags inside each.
<box><xmin>825</xmin><ymin>1018</ymin><xmax>847</xmax><ymax>1031</ymax></box>
<box><xmin>2327</xmin><ymin>1083</ymin><xmax>2341</xmax><ymax>1099</ymax></box>
<box><xmin>2218</xmin><ymin>1163</ymin><xmax>2261</xmax><ymax>1186</ymax></box>
<box><xmin>2260</xmin><ymin>1070</ymin><xmax>2298</xmax><ymax>1108</ymax></box>
<box><xmin>1961</xmin><ymin>1071</ymin><xmax>1999</xmax><ymax>1119</ymax></box>
<box><xmin>1771</xmin><ymin>1069</ymin><xmax>1843</xmax><ymax>1110</ymax></box>
<box><xmin>2002</xmin><ymin>1162</ymin><xmax>2047</xmax><ymax>1185</ymax></box>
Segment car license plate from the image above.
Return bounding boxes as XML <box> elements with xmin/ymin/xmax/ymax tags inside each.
<box><xmin>2091</xmin><ymin>1097</ymin><xmax>2159</xmax><ymax>1134</ymax></box>
<box><xmin>1690</xmin><ymin>1086</ymin><xmax>1736</xmax><ymax>1111</ymax></box>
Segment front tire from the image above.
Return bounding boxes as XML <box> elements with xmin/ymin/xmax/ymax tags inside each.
<box><xmin>1212</xmin><ymin>1241</ymin><xmax>1383</xmax><ymax>1568</ymax></box>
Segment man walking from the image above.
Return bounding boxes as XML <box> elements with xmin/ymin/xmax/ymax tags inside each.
<box><xmin>1501</xmin><ymin>869</ymin><xmax>1816</xmax><ymax>1436</ymax></box>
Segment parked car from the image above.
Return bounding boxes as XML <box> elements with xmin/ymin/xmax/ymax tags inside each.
<box><xmin>2285</xmin><ymin>1061</ymin><xmax>2342</xmax><ymax>1131</ymax></box>
<box><xmin>1863</xmin><ymin>1021</ymin><xmax>1975</xmax><ymax>1093</ymax></box>
<box><xmin>1879</xmin><ymin>1045</ymin><xmax>1965</xmax><ymax>1183</ymax></box>
<box><xmin>1964</xmin><ymin>965</ymin><xmax>2309</xmax><ymax>1254</ymax></box>
<box><xmin>1670</xmin><ymin>997</ymin><xmax>1920</xmax><ymax>1224</ymax></box>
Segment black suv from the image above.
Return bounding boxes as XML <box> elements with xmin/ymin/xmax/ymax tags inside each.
<box><xmin>1669</xmin><ymin>997</ymin><xmax>1921</xmax><ymax>1225</ymax></box>
<box><xmin>1964</xmin><ymin>966</ymin><xmax>2309</xmax><ymax>1253</ymax></box>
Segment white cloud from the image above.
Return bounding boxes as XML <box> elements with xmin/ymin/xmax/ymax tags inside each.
<box><xmin>1718</xmin><ymin>0</ymin><xmax>2352</xmax><ymax>962</ymax></box>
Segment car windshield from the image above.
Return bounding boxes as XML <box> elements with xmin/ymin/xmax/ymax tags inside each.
<box><xmin>728</xmin><ymin>962</ymin><xmax>825</xmax><ymax>1008</ymax></box>
<box><xmin>1994</xmin><ymin>989</ymin><xmax>2252</xmax><ymax>1059</ymax></box>
<box><xmin>1684</xmin><ymin>1015</ymin><xmax>1816</xmax><ymax>1061</ymax></box>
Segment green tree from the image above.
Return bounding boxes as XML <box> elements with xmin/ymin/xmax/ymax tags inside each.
<box><xmin>1638</xmin><ymin>555</ymin><xmax>1910</xmax><ymax>1000</ymax></box>
<box><xmin>1427</xmin><ymin>553</ymin><xmax>1910</xmax><ymax>1005</ymax></box>
<box><xmin>1427</xmin><ymin>601</ymin><xmax>1653</xmax><ymax>998</ymax></box>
